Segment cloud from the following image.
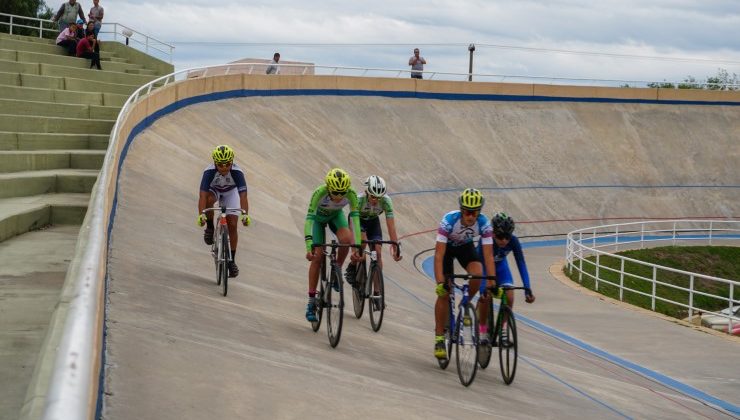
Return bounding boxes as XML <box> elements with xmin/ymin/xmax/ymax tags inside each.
<box><xmin>97</xmin><ymin>0</ymin><xmax>740</xmax><ymax>82</ymax></box>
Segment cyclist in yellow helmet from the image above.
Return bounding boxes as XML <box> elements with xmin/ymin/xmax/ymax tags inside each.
<box><xmin>196</xmin><ymin>145</ymin><xmax>251</xmax><ymax>278</ymax></box>
<box><xmin>303</xmin><ymin>168</ymin><xmax>362</xmax><ymax>322</ymax></box>
<box><xmin>432</xmin><ymin>188</ymin><xmax>496</xmax><ymax>360</ymax></box>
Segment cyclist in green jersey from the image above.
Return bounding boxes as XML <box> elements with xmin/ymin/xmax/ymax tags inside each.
<box><xmin>304</xmin><ymin>168</ymin><xmax>362</xmax><ymax>322</ymax></box>
<box><xmin>344</xmin><ymin>175</ymin><xmax>402</xmax><ymax>286</ymax></box>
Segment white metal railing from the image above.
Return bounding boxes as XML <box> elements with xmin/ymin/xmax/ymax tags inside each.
<box><xmin>0</xmin><ymin>12</ymin><xmax>173</xmax><ymax>63</ymax></box>
<box><xmin>565</xmin><ymin>220</ymin><xmax>740</xmax><ymax>334</ymax></box>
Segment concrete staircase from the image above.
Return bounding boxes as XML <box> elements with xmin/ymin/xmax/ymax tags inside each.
<box><xmin>0</xmin><ymin>31</ymin><xmax>171</xmax><ymax>420</ymax></box>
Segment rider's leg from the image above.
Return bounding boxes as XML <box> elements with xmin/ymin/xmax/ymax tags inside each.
<box><xmin>335</xmin><ymin>226</ymin><xmax>353</xmax><ymax>266</ymax></box>
<box><xmin>434</xmin><ymin>290</ymin><xmax>449</xmax><ymax>335</ymax></box>
<box><xmin>227</xmin><ymin>215</ymin><xmax>238</xmax><ymax>251</ymax></box>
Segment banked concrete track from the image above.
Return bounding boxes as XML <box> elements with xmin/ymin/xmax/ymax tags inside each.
<box><xmin>102</xmin><ymin>78</ymin><xmax>739</xmax><ymax>419</ymax></box>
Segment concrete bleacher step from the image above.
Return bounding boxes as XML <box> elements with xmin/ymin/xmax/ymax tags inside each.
<box><xmin>0</xmin><ymin>169</ymin><xmax>99</xmax><ymax>199</ymax></box>
<box><xmin>0</xmin><ymin>59</ymin><xmax>158</xmax><ymax>86</ymax></box>
<box><xmin>0</xmin><ymin>150</ymin><xmax>105</xmax><ymax>173</ymax></box>
<box><xmin>0</xmin><ymin>193</ymin><xmax>89</xmax><ymax>241</ymax></box>
<box><xmin>0</xmin><ymin>132</ymin><xmax>109</xmax><ymax>151</ymax></box>
<box><xmin>0</xmin><ymin>84</ymin><xmax>129</xmax><ymax>107</ymax></box>
<box><xmin>0</xmin><ymin>71</ymin><xmax>141</xmax><ymax>96</ymax></box>
<box><xmin>0</xmin><ymin>114</ymin><xmax>114</xmax><ymax>134</ymax></box>
<box><xmin>0</xmin><ymin>98</ymin><xmax>120</xmax><ymax>120</ymax></box>
<box><xmin>0</xmin><ymin>49</ymin><xmax>149</xmax><ymax>74</ymax></box>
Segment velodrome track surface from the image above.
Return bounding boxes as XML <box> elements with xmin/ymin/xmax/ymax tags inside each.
<box><xmin>103</xmin><ymin>95</ymin><xmax>739</xmax><ymax>419</ymax></box>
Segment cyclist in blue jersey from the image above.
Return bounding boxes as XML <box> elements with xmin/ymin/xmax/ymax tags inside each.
<box><xmin>486</xmin><ymin>213</ymin><xmax>535</xmax><ymax>305</ymax></box>
<box><xmin>433</xmin><ymin>188</ymin><xmax>496</xmax><ymax>360</ymax></box>
<box><xmin>196</xmin><ymin>145</ymin><xmax>251</xmax><ymax>278</ymax></box>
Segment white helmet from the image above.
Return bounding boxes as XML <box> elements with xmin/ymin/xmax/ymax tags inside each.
<box><xmin>364</xmin><ymin>175</ymin><xmax>387</xmax><ymax>198</ymax></box>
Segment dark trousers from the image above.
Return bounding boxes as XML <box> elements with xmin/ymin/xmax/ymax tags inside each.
<box><xmin>80</xmin><ymin>51</ymin><xmax>102</xmax><ymax>69</ymax></box>
<box><xmin>411</xmin><ymin>73</ymin><xmax>423</xmax><ymax>79</ymax></box>
<box><xmin>57</xmin><ymin>39</ymin><xmax>77</xmax><ymax>56</ymax></box>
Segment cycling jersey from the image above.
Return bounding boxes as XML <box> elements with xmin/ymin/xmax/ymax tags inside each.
<box><xmin>304</xmin><ymin>185</ymin><xmax>361</xmax><ymax>251</ymax></box>
<box><xmin>357</xmin><ymin>194</ymin><xmax>394</xmax><ymax>220</ymax></box>
<box><xmin>199</xmin><ymin>163</ymin><xmax>248</xmax><ymax>194</ymax></box>
<box><xmin>493</xmin><ymin>235</ymin><xmax>531</xmax><ymax>289</ymax></box>
<box><xmin>436</xmin><ymin>210</ymin><xmax>493</xmax><ymax>247</ymax></box>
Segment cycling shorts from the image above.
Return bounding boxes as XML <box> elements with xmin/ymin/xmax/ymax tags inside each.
<box><xmin>312</xmin><ymin>210</ymin><xmax>348</xmax><ymax>245</ymax></box>
<box><xmin>442</xmin><ymin>242</ymin><xmax>481</xmax><ymax>277</ymax></box>
<box><xmin>360</xmin><ymin>217</ymin><xmax>383</xmax><ymax>241</ymax></box>
<box><xmin>209</xmin><ymin>188</ymin><xmax>241</xmax><ymax>216</ymax></box>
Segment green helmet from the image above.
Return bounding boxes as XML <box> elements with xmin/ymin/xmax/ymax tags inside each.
<box><xmin>459</xmin><ymin>188</ymin><xmax>485</xmax><ymax>211</ymax></box>
<box><xmin>325</xmin><ymin>168</ymin><xmax>351</xmax><ymax>193</ymax></box>
<box><xmin>211</xmin><ymin>145</ymin><xmax>234</xmax><ymax>164</ymax></box>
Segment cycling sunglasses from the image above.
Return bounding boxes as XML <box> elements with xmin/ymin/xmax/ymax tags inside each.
<box><xmin>329</xmin><ymin>190</ymin><xmax>347</xmax><ymax>197</ymax></box>
<box><xmin>215</xmin><ymin>161</ymin><xmax>232</xmax><ymax>167</ymax></box>
<box><xmin>461</xmin><ymin>208</ymin><xmax>480</xmax><ymax>216</ymax></box>
<box><xmin>495</xmin><ymin>233</ymin><xmax>512</xmax><ymax>240</ymax></box>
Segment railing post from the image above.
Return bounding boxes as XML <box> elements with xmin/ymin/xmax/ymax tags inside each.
<box><xmin>146</xmin><ymin>36</ymin><xmax>149</xmax><ymax>54</ymax></box>
<box><xmin>729</xmin><ymin>283</ymin><xmax>734</xmax><ymax>335</ymax></box>
<box><xmin>619</xmin><ymin>258</ymin><xmax>625</xmax><ymax>301</ymax></box>
<box><xmin>688</xmin><ymin>275</ymin><xmax>694</xmax><ymax>321</ymax></box>
<box><xmin>672</xmin><ymin>221</ymin><xmax>677</xmax><ymax>245</ymax></box>
<box><xmin>578</xmin><ymin>232</ymin><xmax>583</xmax><ymax>282</ymax></box>
<box><xmin>9</xmin><ymin>15</ymin><xmax>13</xmax><ymax>35</ymax></box>
<box><xmin>709</xmin><ymin>220</ymin><xmax>713</xmax><ymax>246</ymax></box>
<box><xmin>615</xmin><ymin>225</ymin><xmax>620</xmax><ymax>252</ymax></box>
<box><xmin>39</xmin><ymin>19</ymin><xmax>43</xmax><ymax>38</ymax></box>
<box><xmin>114</xmin><ymin>23</ymin><xmax>118</xmax><ymax>42</ymax></box>
<box><xmin>595</xmin><ymin>254</ymin><xmax>600</xmax><ymax>291</ymax></box>
<box><xmin>641</xmin><ymin>223</ymin><xmax>645</xmax><ymax>249</ymax></box>
<box><xmin>652</xmin><ymin>266</ymin><xmax>657</xmax><ymax>311</ymax></box>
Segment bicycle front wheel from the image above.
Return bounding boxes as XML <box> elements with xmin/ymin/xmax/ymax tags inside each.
<box><xmin>497</xmin><ymin>305</ymin><xmax>518</xmax><ymax>385</ymax></box>
<box><xmin>219</xmin><ymin>230</ymin><xmax>229</xmax><ymax>296</ymax></box>
<box><xmin>477</xmin><ymin>298</ymin><xmax>494</xmax><ymax>369</ymax></box>
<box><xmin>352</xmin><ymin>262</ymin><xmax>366</xmax><ymax>319</ymax></box>
<box><xmin>368</xmin><ymin>264</ymin><xmax>385</xmax><ymax>332</ymax></box>
<box><xmin>455</xmin><ymin>303</ymin><xmax>479</xmax><ymax>387</ymax></box>
<box><xmin>311</xmin><ymin>260</ymin><xmax>327</xmax><ymax>333</ymax></box>
<box><xmin>326</xmin><ymin>264</ymin><xmax>344</xmax><ymax>348</ymax></box>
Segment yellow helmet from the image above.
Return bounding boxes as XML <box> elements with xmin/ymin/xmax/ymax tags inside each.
<box><xmin>211</xmin><ymin>145</ymin><xmax>234</xmax><ymax>164</ymax></box>
<box><xmin>459</xmin><ymin>188</ymin><xmax>485</xmax><ymax>211</ymax></box>
<box><xmin>325</xmin><ymin>168</ymin><xmax>351</xmax><ymax>193</ymax></box>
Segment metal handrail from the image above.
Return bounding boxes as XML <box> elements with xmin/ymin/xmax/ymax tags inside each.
<box><xmin>0</xmin><ymin>12</ymin><xmax>174</xmax><ymax>63</ymax></box>
<box><xmin>565</xmin><ymin>220</ymin><xmax>740</xmax><ymax>334</ymax></box>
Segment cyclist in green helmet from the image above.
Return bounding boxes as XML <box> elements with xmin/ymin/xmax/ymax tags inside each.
<box><xmin>304</xmin><ymin>168</ymin><xmax>362</xmax><ymax>322</ymax></box>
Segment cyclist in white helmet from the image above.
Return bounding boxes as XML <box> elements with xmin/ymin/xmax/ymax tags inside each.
<box><xmin>344</xmin><ymin>175</ymin><xmax>402</xmax><ymax>286</ymax></box>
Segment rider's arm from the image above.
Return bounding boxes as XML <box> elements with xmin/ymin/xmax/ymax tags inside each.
<box><xmin>347</xmin><ymin>189</ymin><xmax>362</xmax><ymax>246</ymax></box>
<box><xmin>197</xmin><ymin>168</ymin><xmax>215</xmax><ymax>214</ymax></box>
<box><xmin>231</xmin><ymin>168</ymin><xmax>249</xmax><ymax>214</ymax></box>
<box><xmin>479</xmin><ymin>216</ymin><xmax>496</xmax><ymax>278</ymax></box>
<box><xmin>303</xmin><ymin>185</ymin><xmax>325</xmax><ymax>251</ymax></box>
<box><xmin>382</xmin><ymin>196</ymin><xmax>399</xmax><ymax>242</ymax></box>
<box><xmin>511</xmin><ymin>237</ymin><xmax>531</xmax><ymax>289</ymax></box>
<box><xmin>433</xmin><ymin>241</ymin><xmax>447</xmax><ymax>284</ymax></box>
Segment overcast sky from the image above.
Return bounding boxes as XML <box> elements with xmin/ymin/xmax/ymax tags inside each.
<box><xmin>92</xmin><ymin>0</ymin><xmax>740</xmax><ymax>84</ymax></box>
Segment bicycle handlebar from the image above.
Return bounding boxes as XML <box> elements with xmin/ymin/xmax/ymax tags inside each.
<box><xmin>448</xmin><ymin>274</ymin><xmax>498</xmax><ymax>281</ymax></box>
<box><xmin>311</xmin><ymin>243</ymin><xmax>362</xmax><ymax>249</ymax></box>
<box><xmin>201</xmin><ymin>207</ymin><xmax>247</xmax><ymax>215</ymax></box>
<box><xmin>360</xmin><ymin>239</ymin><xmax>401</xmax><ymax>257</ymax></box>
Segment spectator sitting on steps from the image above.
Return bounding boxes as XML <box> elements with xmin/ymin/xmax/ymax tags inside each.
<box><xmin>52</xmin><ymin>0</ymin><xmax>86</xmax><ymax>32</ymax></box>
<box><xmin>55</xmin><ymin>23</ymin><xmax>79</xmax><ymax>56</ymax></box>
<box><xmin>76</xmin><ymin>32</ymin><xmax>102</xmax><ymax>70</ymax></box>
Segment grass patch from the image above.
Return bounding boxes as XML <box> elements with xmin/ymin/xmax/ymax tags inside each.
<box><xmin>564</xmin><ymin>246</ymin><xmax>739</xmax><ymax>319</ymax></box>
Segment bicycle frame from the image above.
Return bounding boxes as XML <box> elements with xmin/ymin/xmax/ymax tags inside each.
<box><xmin>201</xmin><ymin>206</ymin><xmax>246</xmax><ymax>296</ymax></box>
<box><xmin>358</xmin><ymin>240</ymin><xmax>400</xmax><ymax>298</ymax></box>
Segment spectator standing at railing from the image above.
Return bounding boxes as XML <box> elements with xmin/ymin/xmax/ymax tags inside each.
<box><xmin>55</xmin><ymin>22</ymin><xmax>79</xmax><ymax>56</ymax></box>
<box><xmin>88</xmin><ymin>0</ymin><xmax>104</xmax><ymax>37</ymax></box>
<box><xmin>408</xmin><ymin>47</ymin><xmax>426</xmax><ymax>79</ymax></box>
<box><xmin>266</xmin><ymin>52</ymin><xmax>280</xmax><ymax>74</ymax></box>
<box><xmin>76</xmin><ymin>31</ymin><xmax>102</xmax><ymax>70</ymax></box>
<box><xmin>51</xmin><ymin>0</ymin><xmax>86</xmax><ymax>32</ymax></box>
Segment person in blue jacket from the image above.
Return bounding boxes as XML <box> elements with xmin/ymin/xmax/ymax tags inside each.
<box><xmin>488</xmin><ymin>212</ymin><xmax>535</xmax><ymax>303</ymax></box>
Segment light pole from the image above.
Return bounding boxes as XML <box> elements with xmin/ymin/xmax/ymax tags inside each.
<box><xmin>468</xmin><ymin>43</ymin><xmax>475</xmax><ymax>81</ymax></box>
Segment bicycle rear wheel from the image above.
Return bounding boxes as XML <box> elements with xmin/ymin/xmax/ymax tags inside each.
<box><xmin>455</xmin><ymin>303</ymin><xmax>479</xmax><ymax>387</ymax></box>
<box><xmin>477</xmin><ymin>298</ymin><xmax>494</xmax><ymax>369</ymax></box>
<box><xmin>326</xmin><ymin>264</ymin><xmax>344</xmax><ymax>348</ymax></box>
<box><xmin>497</xmin><ymin>305</ymin><xmax>518</xmax><ymax>384</ymax></box>
<box><xmin>311</xmin><ymin>260</ymin><xmax>327</xmax><ymax>333</ymax></box>
<box><xmin>352</xmin><ymin>261</ymin><xmax>366</xmax><ymax>319</ymax></box>
<box><xmin>219</xmin><ymin>230</ymin><xmax>229</xmax><ymax>296</ymax></box>
<box><xmin>368</xmin><ymin>264</ymin><xmax>385</xmax><ymax>332</ymax></box>
<box><xmin>437</xmin><ymin>300</ymin><xmax>453</xmax><ymax>370</ymax></box>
